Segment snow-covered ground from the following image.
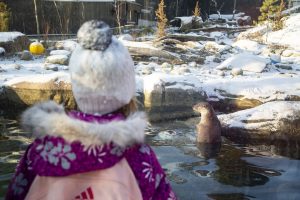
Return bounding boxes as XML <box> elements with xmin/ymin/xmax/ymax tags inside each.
<box><xmin>1</xmin><ymin>13</ymin><xmax>300</xmax><ymax>131</ymax></box>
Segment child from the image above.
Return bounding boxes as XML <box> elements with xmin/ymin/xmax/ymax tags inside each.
<box><xmin>6</xmin><ymin>20</ymin><xmax>176</xmax><ymax>200</ymax></box>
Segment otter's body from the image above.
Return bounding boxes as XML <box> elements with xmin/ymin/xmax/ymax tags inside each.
<box><xmin>193</xmin><ymin>102</ymin><xmax>221</xmax><ymax>143</ymax></box>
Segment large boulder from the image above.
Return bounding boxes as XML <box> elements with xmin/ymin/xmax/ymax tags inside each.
<box><xmin>216</xmin><ymin>53</ymin><xmax>269</xmax><ymax>73</ymax></box>
<box><xmin>0</xmin><ymin>73</ymin><xmax>76</xmax><ymax>109</ymax></box>
<box><xmin>143</xmin><ymin>74</ymin><xmax>207</xmax><ymax>121</ymax></box>
<box><xmin>218</xmin><ymin>101</ymin><xmax>300</xmax><ymax>140</ymax></box>
<box><xmin>0</xmin><ymin>32</ymin><xmax>30</xmax><ymax>54</ymax></box>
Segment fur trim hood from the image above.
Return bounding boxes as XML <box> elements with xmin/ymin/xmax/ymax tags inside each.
<box><xmin>21</xmin><ymin>101</ymin><xmax>147</xmax><ymax>148</ymax></box>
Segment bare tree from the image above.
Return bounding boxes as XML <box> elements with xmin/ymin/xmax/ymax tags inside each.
<box><xmin>33</xmin><ymin>0</ymin><xmax>40</xmax><ymax>34</ymax></box>
<box><xmin>232</xmin><ymin>0</ymin><xmax>237</xmax><ymax>19</ymax></box>
<box><xmin>114</xmin><ymin>0</ymin><xmax>125</xmax><ymax>34</ymax></box>
<box><xmin>211</xmin><ymin>0</ymin><xmax>224</xmax><ymax>19</ymax></box>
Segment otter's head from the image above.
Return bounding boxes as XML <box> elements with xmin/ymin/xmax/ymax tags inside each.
<box><xmin>193</xmin><ymin>102</ymin><xmax>213</xmax><ymax>114</ymax></box>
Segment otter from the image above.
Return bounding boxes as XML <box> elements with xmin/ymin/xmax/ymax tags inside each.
<box><xmin>193</xmin><ymin>102</ymin><xmax>221</xmax><ymax>144</ymax></box>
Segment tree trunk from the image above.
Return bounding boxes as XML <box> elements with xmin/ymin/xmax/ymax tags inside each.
<box><xmin>33</xmin><ymin>0</ymin><xmax>40</xmax><ymax>34</ymax></box>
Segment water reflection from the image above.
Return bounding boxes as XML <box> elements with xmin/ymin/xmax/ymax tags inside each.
<box><xmin>212</xmin><ymin>144</ymin><xmax>281</xmax><ymax>187</ymax></box>
<box><xmin>196</xmin><ymin>142</ymin><xmax>221</xmax><ymax>159</ymax></box>
<box><xmin>1</xmin><ymin>114</ymin><xmax>300</xmax><ymax>199</ymax></box>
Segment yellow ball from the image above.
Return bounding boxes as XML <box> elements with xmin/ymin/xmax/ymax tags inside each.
<box><xmin>29</xmin><ymin>41</ymin><xmax>45</xmax><ymax>55</ymax></box>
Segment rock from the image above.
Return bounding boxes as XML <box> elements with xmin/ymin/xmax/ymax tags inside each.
<box><xmin>216</xmin><ymin>53</ymin><xmax>269</xmax><ymax>73</ymax></box>
<box><xmin>0</xmin><ymin>47</ymin><xmax>5</xmax><ymax>56</ymax></box>
<box><xmin>142</xmin><ymin>67</ymin><xmax>153</xmax><ymax>75</ymax></box>
<box><xmin>50</xmin><ymin>50</ymin><xmax>71</xmax><ymax>56</ymax></box>
<box><xmin>55</xmin><ymin>40</ymin><xmax>78</xmax><ymax>52</ymax></box>
<box><xmin>0</xmin><ymin>32</ymin><xmax>30</xmax><ymax>54</ymax></box>
<box><xmin>188</xmin><ymin>61</ymin><xmax>197</xmax><ymax>68</ymax></box>
<box><xmin>180</xmin><ymin>54</ymin><xmax>205</xmax><ymax>64</ymax></box>
<box><xmin>232</xmin><ymin>39</ymin><xmax>262</xmax><ymax>53</ymax></box>
<box><xmin>282</xmin><ymin>49</ymin><xmax>300</xmax><ymax>57</ymax></box>
<box><xmin>8</xmin><ymin>63</ymin><xmax>23</xmax><ymax>70</ymax></box>
<box><xmin>147</xmin><ymin>62</ymin><xmax>158</xmax><ymax>70</ymax></box>
<box><xmin>0</xmin><ymin>75</ymin><xmax>76</xmax><ymax>109</ymax></box>
<box><xmin>20</xmin><ymin>50</ymin><xmax>33</xmax><ymax>61</ymax></box>
<box><xmin>270</xmin><ymin>54</ymin><xmax>281</xmax><ymax>64</ymax></box>
<box><xmin>43</xmin><ymin>63</ymin><xmax>59</xmax><ymax>71</ymax></box>
<box><xmin>118</xmin><ymin>34</ymin><xmax>134</xmax><ymax>41</ymax></box>
<box><xmin>170</xmin><ymin>16</ymin><xmax>203</xmax><ymax>32</ymax></box>
<box><xmin>45</xmin><ymin>55</ymin><xmax>69</xmax><ymax>65</ymax></box>
<box><xmin>219</xmin><ymin>101</ymin><xmax>300</xmax><ymax>140</ymax></box>
<box><xmin>171</xmin><ymin>67</ymin><xmax>191</xmax><ymax>75</ymax></box>
<box><xmin>161</xmin><ymin>62</ymin><xmax>172</xmax><ymax>69</ymax></box>
<box><xmin>181</xmin><ymin>64</ymin><xmax>188</xmax><ymax>68</ymax></box>
<box><xmin>204</xmin><ymin>42</ymin><xmax>231</xmax><ymax>54</ymax></box>
<box><xmin>0</xmin><ymin>66</ymin><xmax>6</xmax><ymax>73</ymax></box>
<box><xmin>237</xmin><ymin>25</ymin><xmax>270</xmax><ymax>41</ymax></box>
<box><xmin>237</xmin><ymin>16</ymin><xmax>251</xmax><ymax>26</ymax></box>
<box><xmin>213</xmin><ymin>57</ymin><xmax>222</xmax><ymax>63</ymax></box>
<box><xmin>217</xmin><ymin>70</ymin><xmax>225</xmax><ymax>76</ymax></box>
<box><xmin>274</xmin><ymin>63</ymin><xmax>293</xmax><ymax>70</ymax></box>
<box><xmin>162</xmin><ymin>68</ymin><xmax>171</xmax><ymax>73</ymax></box>
<box><xmin>143</xmin><ymin>75</ymin><xmax>207</xmax><ymax>121</ymax></box>
<box><xmin>231</xmin><ymin>68</ymin><xmax>243</xmax><ymax>76</ymax></box>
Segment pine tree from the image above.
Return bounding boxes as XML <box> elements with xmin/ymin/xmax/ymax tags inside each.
<box><xmin>155</xmin><ymin>0</ymin><xmax>168</xmax><ymax>38</ymax></box>
<box><xmin>0</xmin><ymin>2</ymin><xmax>10</xmax><ymax>32</ymax></box>
<box><xmin>193</xmin><ymin>1</ymin><xmax>200</xmax><ymax>17</ymax></box>
<box><xmin>258</xmin><ymin>0</ymin><xmax>285</xmax><ymax>30</ymax></box>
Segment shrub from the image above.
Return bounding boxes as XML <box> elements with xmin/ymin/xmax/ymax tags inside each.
<box><xmin>0</xmin><ymin>2</ymin><xmax>10</xmax><ymax>31</ymax></box>
<box><xmin>155</xmin><ymin>0</ymin><xmax>168</xmax><ymax>38</ymax></box>
<box><xmin>258</xmin><ymin>0</ymin><xmax>285</xmax><ymax>30</ymax></box>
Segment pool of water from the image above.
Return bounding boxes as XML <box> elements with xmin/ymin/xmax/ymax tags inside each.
<box><xmin>1</xmin><ymin>114</ymin><xmax>300</xmax><ymax>200</ymax></box>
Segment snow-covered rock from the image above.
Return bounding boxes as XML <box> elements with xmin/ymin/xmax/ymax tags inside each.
<box><xmin>20</xmin><ymin>50</ymin><xmax>33</xmax><ymax>61</ymax></box>
<box><xmin>7</xmin><ymin>63</ymin><xmax>23</xmax><ymax>70</ymax></box>
<box><xmin>50</xmin><ymin>50</ymin><xmax>71</xmax><ymax>56</ymax></box>
<box><xmin>232</xmin><ymin>39</ymin><xmax>263</xmax><ymax>53</ymax></box>
<box><xmin>143</xmin><ymin>74</ymin><xmax>207</xmax><ymax>121</ymax></box>
<box><xmin>0</xmin><ymin>32</ymin><xmax>30</xmax><ymax>53</ymax></box>
<box><xmin>171</xmin><ymin>67</ymin><xmax>191</xmax><ymax>75</ymax></box>
<box><xmin>231</xmin><ymin>68</ymin><xmax>243</xmax><ymax>76</ymax></box>
<box><xmin>216</xmin><ymin>53</ymin><xmax>269</xmax><ymax>73</ymax></box>
<box><xmin>237</xmin><ymin>25</ymin><xmax>270</xmax><ymax>41</ymax></box>
<box><xmin>118</xmin><ymin>34</ymin><xmax>134</xmax><ymax>41</ymax></box>
<box><xmin>161</xmin><ymin>62</ymin><xmax>172</xmax><ymax>68</ymax></box>
<box><xmin>45</xmin><ymin>55</ymin><xmax>69</xmax><ymax>65</ymax></box>
<box><xmin>0</xmin><ymin>47</ymin><xmax>5</xmax><ymax>55</ymax></box>
<box><xmin>282</xmin><ymin>49</ymin><xmax>300</xmax><ymax>57</ymax></box>
<box><xmin>171</xmin><ymin>16</ymin><xmax>203</xmax><ymax>31</ymax></box>
<box><xmin>262</xmin><ymin>13</ymin><xmax>300</xmax><ymax>51</ymax></box>
<box><xmin>55</xmin><ymin>40</ymin><xmax>78</xmax><ymax>52</ymax></box>
<box><xmin>270</xmin><ymin>54</ymin><xmax>281</xmax><ymax>64</ymax></box>
<box><xmin>219</xmin><ymin>101</ymin><xmax>300</xmax><ymax>139</ymax></box>
<box><xmin>204</xmin><ymin>41</ymin><xmax>231</xmax><ymax>54</ymax></box>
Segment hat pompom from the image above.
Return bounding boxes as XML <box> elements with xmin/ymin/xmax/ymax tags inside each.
<box><xmin>77</xmin><ymin>20</ymin><xmax>113</xmax><ymax>51</ymax></box>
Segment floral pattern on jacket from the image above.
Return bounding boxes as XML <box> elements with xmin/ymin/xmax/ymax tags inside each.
<box><xmin>6</xmin><ymin>110</ymin><xmax>176</xmax><ymax>200</ymax></box>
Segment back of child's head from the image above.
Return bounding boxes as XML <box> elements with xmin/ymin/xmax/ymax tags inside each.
<box><xmin>69</xmin><ymin>20</ymin><xmax>136</xmax><ymax>115</ymax></box>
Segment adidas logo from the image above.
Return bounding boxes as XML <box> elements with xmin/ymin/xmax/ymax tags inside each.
<box><xmin>75</xmin><ymin>187</ymin><xmax>94</xmax><ymax>199</ymax></box>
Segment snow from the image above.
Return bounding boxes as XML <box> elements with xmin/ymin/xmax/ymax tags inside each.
<box><xmin>119</xmin><ymin>39</ymin><xmax>157</xmax><ymax>50</ymax></box>
<box><xmin>1</xmin><ymin>13</ymin><xmax>300</xmax><ymax>127</ymax></box>
<box><xmin>0</xmin><ymin>47</ymin><xmax>5</xmax><ymax>54</ymax></box>
<box><xmin>174</xmin><ymin>16</ymin><xmax>203</xmax><ymax>24</ymax></box>
<box><xmin>202</xmin><ymin>74</ymin><xmax>300</xmax><ymax>102</ymax></box>
<box><xmin>262</xmin><ymin>14</ymin><xmax>300</xmax><ymax>50</ymax></box>
<box><xmin>4</xmin><ymin>72</ymin><xmax>70</xmax><ymax>86</ymax></box>
<box><xmin>232</xmin><ymin>39</ymin><xmax>263</xmax><ymax>53</ymax></box>
<box><xmin>0</xmin><ymin>32</ymin><xmax>25</xmax><ymax>42</ymax></box>
<box><xmin>209</xmin><ymin>12</ymin><xmax>244</xmax><ymax>20</ymax></box>
<box><xmin>218</xmin><ymin>101</ymin><xmax>300</xmax><ymax>129</ymax></box>
<box><xmin>216</xmin><ymin>53</ymin><xmax>269</xmax><ymax>73</ymax></box>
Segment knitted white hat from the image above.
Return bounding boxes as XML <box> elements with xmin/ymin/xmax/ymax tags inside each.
<box><xmin>69</xmin><ymin>20</ymin><xmax>135</xmax><ymax>114</ymax></box>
